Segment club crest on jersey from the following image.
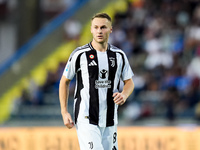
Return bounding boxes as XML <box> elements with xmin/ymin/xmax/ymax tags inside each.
<box><xmin>89</xmin><ymin>54</ymin><xmax>94</xmax><ymax>59</ymax></box>
<box><xmin>109</xmin><ymin>57</ymin><xmax>115</xmax><ymax>67</ymax></box>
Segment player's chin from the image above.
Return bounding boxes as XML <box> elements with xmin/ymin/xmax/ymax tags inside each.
<box><xmin>96</xmin><ymin>38</ymin><xmax>105</xmax><ymax>43</ymax></box>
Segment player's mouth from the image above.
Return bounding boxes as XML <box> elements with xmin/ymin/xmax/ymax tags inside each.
<box><xmin>97</xmin><ymin>35</ymin><xmax>103</xmax><ymax>38</ymax></box>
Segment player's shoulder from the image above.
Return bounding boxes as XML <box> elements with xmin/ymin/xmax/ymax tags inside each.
<box><xmin>69</xmin><ymin>43</ymin><xmax>90</xmax><ymax>60</ymax></box>
<box><xmin>109</xmin><ymin>44</ymin><xmax>125</xmax><ymax>54</ymax></box>
<box><xmin>76</xmin><ymin>43</ymin><xmax>90</xmax><ymax>51</ymax></box>
<box><xmin>73</xmin><ymin>43</ymin><xmax>90</xmax><ymax>55</ymax></box>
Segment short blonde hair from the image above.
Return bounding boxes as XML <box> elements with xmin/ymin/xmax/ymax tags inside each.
<box><xmin>91</xmin><ymin>13</ymin><xmax>112</xmax><ymax>22</ymax></box>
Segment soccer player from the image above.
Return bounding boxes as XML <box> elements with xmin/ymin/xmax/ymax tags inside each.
<box><xmin>59</xmin><ymin>12</ymin><xmax>134</xmax><ymax>150</ymax></box>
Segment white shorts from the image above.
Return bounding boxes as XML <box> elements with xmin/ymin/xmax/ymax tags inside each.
<box><xmin>76</xmin><ymin>123</ymin><xmax>118</xmax><ymax>150</ymax></box>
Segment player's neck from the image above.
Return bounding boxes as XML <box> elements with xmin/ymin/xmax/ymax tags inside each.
<box><xmin>91</xmin><ymin>40</ymin><xmax>108</xmax><ymax>52</ymax></box>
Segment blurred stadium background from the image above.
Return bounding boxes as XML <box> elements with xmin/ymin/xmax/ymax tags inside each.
<box><xmin>0</xmin><ymin>0</ymin><xmax>200</xmax><ymax>149</ymax></box>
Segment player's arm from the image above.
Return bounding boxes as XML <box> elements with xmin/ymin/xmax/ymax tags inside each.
<box><xmin>113</xmin><ymin>78</ymin><xmax>134</xmax><ymax>105</ymax></box>
<box><xmin>59</xmin><ymin>75</ymin><xmax>74</xmax><ymax>129</ymax></box>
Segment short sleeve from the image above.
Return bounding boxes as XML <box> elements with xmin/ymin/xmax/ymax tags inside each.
<box><xmin>63</xmin><ymin>54</ymin><xmax>76</xmax><ymax>80</ymax></box>
<box><xmin>121</xmin><ymin>53</ymin><xmax>134</xmax><ymax>81</ymax></box>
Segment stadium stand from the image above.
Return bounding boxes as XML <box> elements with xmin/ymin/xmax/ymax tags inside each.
<box><xmin>1</xmin><ymin>0</ymin><xmax>200</xmax><ymax>127</ymax></box>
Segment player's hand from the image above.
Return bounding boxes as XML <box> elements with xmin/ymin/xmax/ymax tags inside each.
<box><xmin>113</xmin><ymin>92</ymin><xmax>126</xmax><ymax>105</ymax></box>
<box><xmin>62</xmin><ymin>112</ymin><xmax>74</xmax><ymax>129</ymax></box>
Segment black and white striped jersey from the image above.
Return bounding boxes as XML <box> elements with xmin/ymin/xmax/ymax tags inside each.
<box><xmin>63</xmin><ymin>42</ymin><xmax>134</xmax><ymax>127</ymax></box>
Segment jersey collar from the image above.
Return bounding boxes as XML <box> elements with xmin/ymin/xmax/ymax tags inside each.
<box><xmin>89</xmin><ymin>42</ymin><xmax>110</xmax><ymax>52</ymax></box>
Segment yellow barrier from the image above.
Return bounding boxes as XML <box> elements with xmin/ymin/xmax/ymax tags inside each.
<box><xmin>0</xmin><ymin>127</ymin><xmax>198</xmax><ymax>150</ymax></box>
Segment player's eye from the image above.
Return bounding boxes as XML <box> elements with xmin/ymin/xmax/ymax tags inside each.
<box><xmin>101</xmin><ymin>26</ymin><xmax>107</xmax><ymax>29</ymax></box>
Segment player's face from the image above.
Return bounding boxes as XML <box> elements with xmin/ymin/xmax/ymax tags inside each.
<box><xmin>91</xmin><ymin>18</ymin><xmax>112</xmax><ymax>44</ymax></box>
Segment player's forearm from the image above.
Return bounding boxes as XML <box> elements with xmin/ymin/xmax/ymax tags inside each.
<box><xmin>59</xmin><ymin>76</ymin><xmax>70</xmax><ymax>114</ymax></box>
<box><xmin>122</xmin><ymin>78</ymin><xmax>134</xmax><ymax>100</ymax></box>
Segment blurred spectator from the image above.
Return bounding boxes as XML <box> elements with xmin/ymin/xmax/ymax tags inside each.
<box><xmin>187</xmin><ymin>48</ymin><xmax>200</xmax><ymax>78</ymax></box>
<box><xmin>63</xmin><ymin>19</ymin><xmax>82</xmax><ymax>41</ymax></box>
<box><xmin>162</xmin><ymin>86</ymin><xmax>179</xmax><ymax>122</ymax></box>
<box><xmin>28</xmin><ymin>79</ymin><xmax>43</xmax><ymax>105</ymax></box>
